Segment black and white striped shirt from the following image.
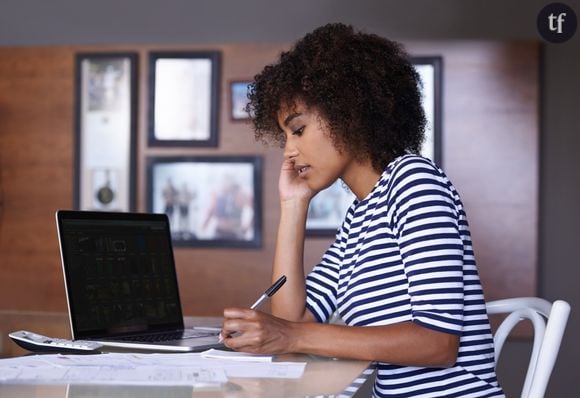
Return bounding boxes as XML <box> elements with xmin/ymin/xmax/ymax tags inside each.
<box><xmin>306</xmin><ymin>155</ymin><xmax>504</xmax><ymax>397</ymax></box>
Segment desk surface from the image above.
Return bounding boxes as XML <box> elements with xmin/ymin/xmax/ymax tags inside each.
<box><xmin>0</xmin><ymin>311</ymin><xmax>373</xmax><ymax>397</ymax></box>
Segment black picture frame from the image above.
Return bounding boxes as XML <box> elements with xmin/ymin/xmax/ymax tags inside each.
<box><xmin>73</xmin><ymin>52</ymin><xmax>138</xmax><ymax>212</ymax></box>
<box><xmin>147</xmin><ymin>155</ymin><xmax>262</xmax><ymax>248</ymax></box>
<box><xmin>148</xmin><ymin>51</ymin><xmax>220</xmax><ymax>147</ymax></box>
<box><xmin>411</xmin><ymin>56</ymin><xmax>443</xmax><ymax>166</ymax></box>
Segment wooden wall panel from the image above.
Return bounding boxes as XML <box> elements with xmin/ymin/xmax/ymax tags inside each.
<box><xmin>407</xmin><ymin>41</ymin><xmax>539</xmax><ymax>300</ymax></box>
<box><xmin>0</xmin><ymin>41</ymin><xmax>538</xmax><ymax>320</ymax></box>
<box><xmin>0</xmin><ymin>48</ymin><xmax>74</xmax><ymax>312</ymax></box>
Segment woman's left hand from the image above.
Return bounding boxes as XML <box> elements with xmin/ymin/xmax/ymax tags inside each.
<box><xmin>220</xmin><ymin>308</ymin><xmax>297</xmax><ymax>354</ymax></box>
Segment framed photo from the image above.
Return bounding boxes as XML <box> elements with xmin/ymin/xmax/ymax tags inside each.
<box><xmin>230</xmin><ymin>80</ymin><xmax>253</xmax><ymax>121</ymax></box>
<box><xmin>306</xmin><ymin>180</ymin><xmax>356</xmax><ymax>236</ymax></box>
<box><xmin>74</xmin><ymin>52</ymin><xmax>137</xmax><ymax>212</ymax></box>
<box><xmin>412</xmin><ymin>56</ymin><xmax>443</xmax><ymax>166</ymax></box>
<box><xmin>147</xmin><ymin>156</ymin><xmax>262</xmax><ymax>248</ymax></box>
<box><xmin>148</xmin><ymin>51</ymin><xmax>220</xmax><ymax>147</ymax></box>
<box><xmin>306</xmin><ymin>56</ymin><xmax>443</xmax><ymax>236</ymax></box>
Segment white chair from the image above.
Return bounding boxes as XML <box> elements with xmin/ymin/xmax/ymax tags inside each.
<box><xmin>486</xmin><ymin>297</ymin><xmax>571</xmax><ymax>398</ymax></box>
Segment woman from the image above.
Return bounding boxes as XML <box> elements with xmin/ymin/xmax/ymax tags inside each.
<box><xmin>220</xmin><ymin>23</ymin><xmax>504</xmax><ymax>397</ymax></box>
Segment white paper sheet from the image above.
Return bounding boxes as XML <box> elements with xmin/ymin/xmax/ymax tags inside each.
<box><xmin>201</xmin><ymin>348</ymin><xmax>273</xmax><ymax>362</ymax></box>
<box><xmin>0</xmin><ymin>352</ymin><xmax>306</xmax><ymax>385</ymax></box>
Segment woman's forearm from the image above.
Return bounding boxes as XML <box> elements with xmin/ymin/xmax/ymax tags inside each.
<box><xmin>270</xmin><ymin>199</ymin><xmax>313</xmax><ymax>322</ymax></box>
<box><xmin>289</xmin><ymin>321</ymin><xmax>459</xmax><ymax>367</ymax></box>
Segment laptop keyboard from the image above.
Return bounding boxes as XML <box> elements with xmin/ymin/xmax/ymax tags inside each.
<box><xmin>113</xmin><ymin>330</ymin><xmax>217</xmax><ymax>343</ymax></box>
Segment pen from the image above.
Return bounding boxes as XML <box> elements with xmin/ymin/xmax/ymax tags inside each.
<box><xmin>250</xmin><ymin>275</ymin><xmax>287</xmax><ymax>310</ymax></box>
<box><xmin>219</xmin><ymin>275</ymin><xmax>287</xmax><ymax>343</ymax></box>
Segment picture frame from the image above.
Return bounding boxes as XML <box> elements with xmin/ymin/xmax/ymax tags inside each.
<box><xmin>305</xmin><ymin>56</ymin><xmax>443</xmax><ymax>236</ymax></box>
<box><xmin>412</xmin><ymin>56</ymin><xmax>443</xmax><ymax>166</ymax></box>
<box><xmin>147</xmin><ymin>156</ymin><xmax>262</xmax><ymax>248</ymax></box>
<box><xmin>229</xmin><ymin>80</ymin><xmax>253</xmax><ymax>121</ymax></box>
<box><xmin>306</xmin><ymin>180</ymin><xmax>356</xmax><ymax>237</ymax></box>
<box><xmin>148</xmin><ymin>51</ymin><xmax>220</xmax><ymax>147</ymax></box>
<box><xmin>74</xmin><ymin>52</ymin><xmax>137</xmax><ymax>212</ymax></box>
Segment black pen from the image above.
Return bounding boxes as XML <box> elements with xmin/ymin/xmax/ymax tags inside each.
<box><xmin>250</xmin><ymin>275</ymin><xmax>287</xmax><ymax>310</ymax></box>
<box><xmin>219</xmin><ymin>275</ymin><xmax>287</xmax><ymax>343</ymax></box>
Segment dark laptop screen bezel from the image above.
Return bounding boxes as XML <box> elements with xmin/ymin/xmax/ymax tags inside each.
<box><xmin>56</xmin><ymin>210</ymin><xmax>185</xmax><ymax>340</ymax></box>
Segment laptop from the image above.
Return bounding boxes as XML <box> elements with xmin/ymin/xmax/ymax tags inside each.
<box><xmin>56</xmin><ymin>210</ymin><xmax>223</xmax><ymax>352</ymax></box>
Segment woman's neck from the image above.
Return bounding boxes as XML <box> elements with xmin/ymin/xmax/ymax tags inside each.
<box><xmin>341</xmin><ymin>160</ymin><xmax>382</xmax><ymax>201</ymax></box>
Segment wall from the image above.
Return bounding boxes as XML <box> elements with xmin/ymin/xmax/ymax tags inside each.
<box><xmin>1</xmin><ymin>1</ymin><xmax>579</xmax><ymax>396</ymax></box>
<box><xmin>0</xmin><ymin>41</ymin><xmax>539</xmax><ymax>315</ymax></box>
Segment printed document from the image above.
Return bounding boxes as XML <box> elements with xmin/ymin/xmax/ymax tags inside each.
<box><xmin>0</xmin><ymin>351</ymin><xmax>306</xmax><ymax>386</ymax></box>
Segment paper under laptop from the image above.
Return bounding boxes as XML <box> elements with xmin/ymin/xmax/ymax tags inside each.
<box><xmin>56</xmin><ymin>210</ymin><xmax>223</xmax><ymax>352</ymax></box>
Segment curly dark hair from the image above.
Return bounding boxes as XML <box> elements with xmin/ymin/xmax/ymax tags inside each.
<box><xmin>246</xmin><ymin>23</ymin><xmax>426</xmax><ymax>172</ymax></box>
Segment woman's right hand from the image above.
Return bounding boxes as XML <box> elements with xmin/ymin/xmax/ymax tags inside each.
<box><xmin>278</xmin><ymin>158</ymin><xmax>316</xmax><ymax>205</ymax></box>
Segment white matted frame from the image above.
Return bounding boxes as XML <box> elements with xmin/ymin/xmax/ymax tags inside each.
<box><xmin>147</xmin><ymin>156</ymin><xmax>262</xmax><ymax>248</ymax></box>
<box><xmin>306</xmin><ymin>56</ymin><xmax>443</xmax><ymax>236</ymax></box>
<box><xmin>148</xmin><ymin>51</ymin><xmax>220</xmax><ymax>147</ymax></box>
<box><xmin>74</xmin><ymin>52</ymin><xmax>137</xmax><ymax>212</ymax></box>
<box><xmin>412</xmin><ymin>56</ymin><xmax>443</xmax><ymax>166</ymax></box>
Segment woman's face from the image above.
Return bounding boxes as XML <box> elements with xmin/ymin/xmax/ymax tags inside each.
<box><xmin>277</xmin><ymin>102</ymin><xmax>354</xmax><ymax>193</ymax></box>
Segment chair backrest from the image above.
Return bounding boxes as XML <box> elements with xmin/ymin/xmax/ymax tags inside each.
<box><xmin>486</xmin><ymin>297</ymin><xmax>571</xmax><ymax>398</ymax></box>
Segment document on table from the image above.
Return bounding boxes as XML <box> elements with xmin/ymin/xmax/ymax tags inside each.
<box><xmin>201</xmin><ymin>348</ymin><xmax>273</xmax><ymax>362</ymax></box>
<box><xmin>0</xmin><ymin>351</ymin><xmax>306</xmax><ymax>386</ymax></box>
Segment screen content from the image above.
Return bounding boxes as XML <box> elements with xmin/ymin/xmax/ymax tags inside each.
<box><xmin>60</xmin><ymin>218</ymin><xmax>181</xmax><ymax>335</ymax></box>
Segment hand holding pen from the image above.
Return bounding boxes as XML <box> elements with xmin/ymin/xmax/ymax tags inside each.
<box><xmin>219</xmin><ymin>275</ymin><xmax>287</xmax><ymax>343</ymax></box>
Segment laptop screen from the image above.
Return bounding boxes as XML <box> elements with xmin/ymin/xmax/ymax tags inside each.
<box><xmin>56</xmin><ymin>211</ymin><xmax>184</xmax><ymax>339</ymax></box>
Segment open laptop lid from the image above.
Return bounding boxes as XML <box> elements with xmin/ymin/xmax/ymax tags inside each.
<box><xmin>56</xmin><ymin>210</ymin><xmax>185</xmax><ymax>340</ymax></box>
